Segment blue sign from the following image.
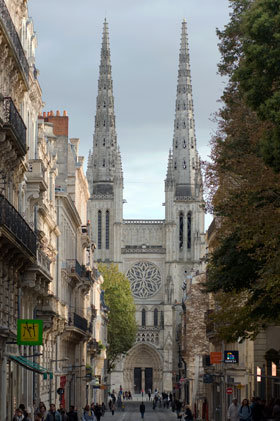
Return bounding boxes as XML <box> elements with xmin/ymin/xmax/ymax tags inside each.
<box><xmin>224</xmin><ymin>351</ymin><xmax>239</xmax><ymax>364</ymax></box>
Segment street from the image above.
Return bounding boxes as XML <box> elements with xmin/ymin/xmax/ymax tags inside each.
<box><xmin>102</xmin><ymin>401</ymin><xmax>178</xmax><ymax>421</ymax></box>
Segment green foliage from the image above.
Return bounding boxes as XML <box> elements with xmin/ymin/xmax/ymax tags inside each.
<box><xmin>98</xmin><ymin>263</ymin><xmax>137</xmax><ymax>372</ymax></box>
<box><xmin>204</xmin><ymin>0</ymin><xmax>280</xmax><ymax>341</ymax></box>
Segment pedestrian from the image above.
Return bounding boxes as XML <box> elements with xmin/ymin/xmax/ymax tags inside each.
<box><xmin>252</xmin><ymin>397</ymin><xmax>264</xmax><ymax>421</ymax></box>
<box><xmin>46</xmin><ymin>404</ymin><xmax>61</xmax><ymax>421</ymax></box>
<box><xmin>23</xmin><ymin>407</ymin><xmax>32</xmax><ymax>421</ymax></box>
<box><xmin>36</xmin><ymin>402</ymin><xmax>47</xmax><ymax>420</ymax></box>
<box><xmin>140</xmin><ymin>402</ymin><xmax>145</xmax><ymax>419</ymax></box>
<box><xmin>82</xmin><ymin>405</ymin><xmax>94</xmax><ymax>421</ymax></box>
<box><xmin>94</xmin><ymin>403</ymin><xmax>102</xmax><ymax>421</ymax></box>
<box><xmin>13</xmin><ymin>408</ymin><xmax>24</xmax><ymax>421</ymax></box>
<box><xmin>111</xmin><ymin>402</ymin><xmax>116</xmax><ymax>416</ymax></box>
<box><xmin>148</xmin><ymin>388</ymin><xmax>151</xmax><ymax>401</ymax></box>
<box><xmin>67</xmin><ymin>406</ymin><xmax>78</xmax><ymax>421</ymax></box>
<box><xmin>227</xmin><ymin>398</ymin><xmax>240</xmax><ymax>421</ymax></box>
<box><xmin>101</xmin><ymin>402</ymin><xmax>106</xmax><ymax>415</ymax></box>
<box><xmin>273</xmin><ymin>399</ymin><xmax>280</xmax><ymax>421</ymax></box>
<box><xmin>184</xmin><ymin>406</ymin><xmax>193</xmax><ymax>421</ymax></box>
<box><xmin>239</xmin><ymin>399</ymin><xmax>252</xmax><ymax>421</ymax></box>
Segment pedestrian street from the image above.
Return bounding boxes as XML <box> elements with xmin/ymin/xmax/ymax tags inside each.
<box><xmin>101</xmin><ymin>401</ymin><xmax>179</xmax><ymax>421</ymax></box>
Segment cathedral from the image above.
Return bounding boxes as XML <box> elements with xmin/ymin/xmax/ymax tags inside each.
<box><xmin>87</xmin><ymin>19</ymin><xmax>205</xmax><ymax>393</ymax></box>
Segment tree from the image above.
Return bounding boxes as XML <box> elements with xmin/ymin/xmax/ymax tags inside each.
<box><xmin>98</xmin><ymin>263</ymin><xmax>137</xmax><ymax>372</ymax></box>
<box><xmin>204</xmin><ymin>0</ymin><xmax>280</xmax><ymax>341</ymax></box>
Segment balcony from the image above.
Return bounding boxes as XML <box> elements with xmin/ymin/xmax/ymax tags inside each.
<box><xmin>1</xmin><ymin>97</ymin><xmax>27</xmax><ymax>156</ymax></box>
<box><xmin>65</xmin><ymin>312</ymin><xmax>89</xmax><ymax>341</ymax></box>
<box><xmin>0</xmin><ymin>0</ymin><xmax>29</xmax><ymax>87</ymax></box>
<box><xmin>0</xmin><ymin>194</ymin><xmax>36</xmax><ymax>257</ymax></box>
<box><xmin>67</xmin><ymin>259</ymin><xmax>83</xmax><ymax>278</ymax></box>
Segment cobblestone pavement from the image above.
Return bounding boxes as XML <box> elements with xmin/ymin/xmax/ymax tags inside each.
<box><xmin>102</xmin><ymin>401</ymin><xmax>178</xmax><ymax>421</ymax></box>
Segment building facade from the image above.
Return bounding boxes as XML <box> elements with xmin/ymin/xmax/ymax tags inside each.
<box><xmin>87</xmin><ymin>19</ymin><xmax>205</xmax><ymax>394</ymax></box>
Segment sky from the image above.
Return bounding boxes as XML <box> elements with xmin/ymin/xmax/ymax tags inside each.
<box><xmin>28</xmin><ymin>0</ymin><xmax>230</xmax><ymax>228</ymax></box>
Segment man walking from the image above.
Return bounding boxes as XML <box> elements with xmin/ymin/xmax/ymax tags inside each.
<box><xmin>140</xmin><ymin>402</ymin><xmax>145</xmax><ymax>419</ymax></box>
<box><xmin>227</xmin><ymin>398</ymin><xmax>240</xmax><ymax>421</ymax></box>
<box><xmin>46</xmin><ymin>404</ymin><xmax>61</xmax><ymax>421</ymax></box>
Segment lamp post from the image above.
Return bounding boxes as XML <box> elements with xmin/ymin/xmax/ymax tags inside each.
<box><xmin>49</xmin><ymin>358</ymin><xmax>69</xmax><ymax>405</ymax></box>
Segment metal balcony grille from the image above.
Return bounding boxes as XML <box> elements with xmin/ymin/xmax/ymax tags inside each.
<box><xmin>73</xmin><ymin>312</ymin><xmax>88</xmax><ymax>332</ymax></box>
<box><xmin>2</xmin><ymin>97</ymin><xmax>26</xmax><ymax>154</ymax></box>
<box><xmin>0</xmin><ymin>0</ymin><xmax>29</xmax><ymax>86</ymax></box>
<box><xmin>0</xmin><ymin>194</ymin><xmax>36</xmax><ymax>256</ymax></box>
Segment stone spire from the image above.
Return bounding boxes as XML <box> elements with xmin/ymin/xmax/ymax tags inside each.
<box><xmin>87</xmin><ymin>19</ymin><xmax>122</xmax><ymax>194</ymax></box>
<box><xmin>170</xmin><ymin>19</ymin><xmax>200</xmax><ymax>198</ymax></box>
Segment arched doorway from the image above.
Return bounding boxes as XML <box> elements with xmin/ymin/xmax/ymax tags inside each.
<box><xmin>123</xmin><ymin>343</ymin><xmax>162</xmax><ymax>393</ymax></box>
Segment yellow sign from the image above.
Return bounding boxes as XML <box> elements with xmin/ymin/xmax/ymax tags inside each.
<box><xmin>17</xmin><ymin>320</ymin><xmax>43</xmax><ymax>345</ymax></box>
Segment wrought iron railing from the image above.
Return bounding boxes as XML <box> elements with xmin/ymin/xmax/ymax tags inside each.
<box><xmin>73</xmin><ymin>312</ymin><xmax>88</xmax><ymax>332</ymax></box>
<box><xmin>0</xmin><ymin>0</ymin><xmax>29</xmax><ymax>85</ymax></box>
<box><xmin>0</xmin><ymin>194</ymin><xmax>36</xmax><ymax>256</ymax></box>
<box><xmin>67</xmin><ymin>259</ymin><xmax>83</xmax><ymax>277</ymax></box>
<box><xmin>2</xmin><ymin>97</ymin><xmax>26</xmax><ymax>153</ymax></box>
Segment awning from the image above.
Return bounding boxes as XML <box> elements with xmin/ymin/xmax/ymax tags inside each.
<box><xmin>9</xmin><ymin>355</ymin><xmax>53</xmax><ymax>379</ymax></box>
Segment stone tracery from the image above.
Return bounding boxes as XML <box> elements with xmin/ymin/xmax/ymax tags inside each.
<box><xmin>126</xmin><ymin>261</ymin><xmax>161</xmax><ymax>298</ymax></box>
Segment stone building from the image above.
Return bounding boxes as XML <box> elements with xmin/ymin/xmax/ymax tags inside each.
<box><xmin>0</xmin><ymin>1</ymin><xmax>107</xmax><ymax>417</ymax></box>
<box><xmin>87</xmin><ymin>19</ymin><xmax>205</xmax><ymax>393</ymax></box>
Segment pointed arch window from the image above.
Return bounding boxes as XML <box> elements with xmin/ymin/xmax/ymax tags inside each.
<box><xmin>177</xmin><ymin>102</ymin><xmax>180</xmax><ymax>111</ymax></box>
<box><xmin>142</xmin><ymin>309</ymin><xmax>146</xmax><ymax>327</ymax></box>
<box><xmin>179</xmin><ymin>212</ymin><xmax>184</xmax><ymax>249</ymax></box>
<box><xmin>98</xmin><ymin>210</ymin><xmax>102</xmax><ymax>249</ymax></box>
<box><xmin>187</xmin><ymin>212</ymin><xmax>192</xmax><ymax>249</ymax></box>
<box><xmin>105</xmin><ymin>210</ymin><xmax>110</xmax><ymax>250</ymax></box>
<box><xmin>154</xmin><ymin>308</ymin><xmax>158</xmax><ymax>327</ymax></box>
<box><xmin>103</xmin><ymin>138</ymin><xmax>106</xmax><ymax>146</ymax></box>
<box><xmin>174</xmin><ymin>161</ymin><xmax>177</xmax><ymax>170</ymax></box>
<box><xmin>175</xmin><ymin>139</ymin><xmax>178</xmax><ymax>149</ymax></box>
<box><xmin>103</xmin><ymin>101</ymin><xmax>106</xmax><ymax>108</ymax></box>
<box><xmin>190</xmin><ymin>119</ymin><xmax>193</xmax><ymax>129</ymax></box>
<box><xmin>183</xmin><ymin>121</ymin><xmax>186</xmax><ymax>128</ymax></box>
<box><xmin>183</xmin><ymin>139</ymin><xmax>186</xmax><ymax>149</ymax></box>
<box><xmin>103</xmin><ymin>120</ymin><xmax>106</xmax><ymax>127</ymax></box>
<box><xmin>176</xmin><ymin>121</ymin><xmax>179</xmax><ymax>129</ymax></box>
<box><xmin>183</xmin><ymin>102</ymin><xmax>186</xmax><ymax>110</ymax></box>
<box><xmin>102</xmin><ymin>159</ymin><xmax>105</xmax><ymax>167</ymax></box>
<box><xmin>183</xmin><ymin>160</ymin><xmax>187</xmax><ymax>169</ymax></box>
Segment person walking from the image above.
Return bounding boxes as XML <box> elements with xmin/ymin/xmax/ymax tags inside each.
<box><xmin>111</xmin><ymin>402</ymin><xmax>116</xmax><ymax>416</ymax></box>
<box><xmin>94</xmin><ymin>404</ymin><xmax>102</xmax><ymax>421</ymax></box>
<box><xmin>82</xmin><ymin>405</ymin><xmax>94</xmax><ymax>421</ymax></box>
<box><xmin>67</xmin><ymin>406</ymin><xmax>78</xmax><ymax>421</ymax></box>
<box><xmin>13</xmin><ymin>408</ymin><xmax>24</xmax><ymax>421</ymax></box>
<box><xmin>46</xmin><ymin>404</ymin><xmax>61</xmax><ymax>421</ymax></box>
<box><xmin>140</xmin><ymin>402</ymin><xmax>145</xmax><ymax>419</ymax></box>
<box><xmin>227</xmin><ymin>398</ymin><xmax>240</xmax><ymax>421</ymax></box>
<box><xmin>239</xmin><ymin>399</ymin><xmax>252</xmax><ymax>421</ymax></box>
<box><xmin>273</xmin><ymin>399</ymin><xmax>280</xmax><ymax>421</ymax></box>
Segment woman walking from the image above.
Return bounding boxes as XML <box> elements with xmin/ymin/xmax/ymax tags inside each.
<box><xmin>239</xmin><ymin>399</ymin><xmax>252</xmax><ymax>420</ymax></box>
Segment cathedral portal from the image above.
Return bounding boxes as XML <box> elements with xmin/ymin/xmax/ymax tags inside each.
<box><xmin>123</xmin><ymin>343</ymin><xmax>162</xmax><ymax>393</ymax></box>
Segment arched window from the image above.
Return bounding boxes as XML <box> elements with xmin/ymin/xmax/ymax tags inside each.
<box><xmin>183</xmin><ymin>160</ymin><xmax>186</xmax><ymax>169</ymax></box>
<box><xmin>98</xmin><ymin>210</ymin><xmax>102</xmax><ymax>249</ymax></box>
<box><xmin>183</xmin><ymin>139</ymin><xmax>186</xmax><ymax>148</ymax></box>
<box><xmin>174</xmin><ymin>161</ymin><xmax>177</xmax><ymax>170</ymax></box>
<box><xmin>105</xmin><ymin>210</ymin><xmax>110</xmax><ymax>250</ymax></box>
<box><xmin>102</xmin><ymin>159</ymin><xmax>105</xmax><ymax>167</ymax></box>
<box><xmin>103</xmin><ymin>120</ymin><xmax>106</xmax><ymax>127</ymax></box>
<box><xmin>187</xmin><ymin>212</ymin><xmax>192</xmax><ymax>249</ymax></box>
<box><xmin>103</xmin><ymin>138</ymin><xmax>106</xmax><ymax>146</ymax></box>
<box><xmin>179</xmin><ymin>212</ymin><xmax>184</xmax><ymax>249</ymax></box>
<box><xmin>154</xmin><ymin>309</ymin><xmax>158</xmax><ymax>327</ymax></box>
<box><xmin>142</xmin><ymin>309</ymin><xmax>146</xmax><ymax>327</ymax></box>
<box><xmin>175</xmin><ymin>139</ymin><xmax>178</xmax><ymax>149</ymax></box>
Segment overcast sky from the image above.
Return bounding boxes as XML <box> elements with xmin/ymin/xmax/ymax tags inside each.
<box><xmin>28</xmin><ymin>0</ymin><xmax>230</xmax><ymax>228</ymax></box>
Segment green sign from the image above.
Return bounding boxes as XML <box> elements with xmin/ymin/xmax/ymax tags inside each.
<box><xmin>17</xmin><ymin>319</ymin><xmax>43</xmax><ymax>345</ymax></box>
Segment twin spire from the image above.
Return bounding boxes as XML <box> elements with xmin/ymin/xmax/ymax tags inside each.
<box><xmin>87</xmin><ymin>19</ymin><xmax>201</xmax><ymax>199</ymax></box>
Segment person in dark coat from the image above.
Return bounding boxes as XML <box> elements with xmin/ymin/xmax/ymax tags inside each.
<box><xmin>67</xmin><ymin>406</ymin><xmax>78</xmax><ymax>421</ymax></box>
<box><xmin>140</xmin><ymin>402</ymin><xmax>145</xmax><ymax>419</ymax></box>
<box><xmin>94</xmin><ymin>404</ymin><xmax>102</xmax><ymax>421</ymax></box>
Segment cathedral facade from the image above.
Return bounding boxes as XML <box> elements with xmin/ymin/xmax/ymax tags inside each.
<box><xmin>87</xmin><ymin>19</ymin><xmax>205</xmax><ymax>393</ymax></box>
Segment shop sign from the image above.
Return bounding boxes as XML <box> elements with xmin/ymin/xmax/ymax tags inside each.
<box><xmin>210</xmin><ymin>352</ymin><xmax>222</xmax><ymax>364</ymax></box>
<box><xmin>17</xmin><ymin>319</ymin><xmax>43</xmax><ymax>345</ymax></box>
<box><xmin>224</xmin><ymin>351</ymin><xmax>239</xmax><ymax>364</ymax></box>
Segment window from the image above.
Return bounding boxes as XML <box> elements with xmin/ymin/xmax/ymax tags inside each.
<box><xmin>183</xmin><ymin>160</ymin><xmax>186</xmax><ymax>169</ymax></box>
<box><xmin>142</xmin><ymin>309</ymin><xmax>146</xmax><ymax>327</ymax></box>
<box><xmin>183</xmin><ymin>140</ymin><xmax>186</xmax><ymax>148</ymax></box>
<box><xmin>105</xmin><ymin>210</ymin><xmax>109</xmax><ymax>249</ymax></box>
<box><xmin>103</xmin><ymin>138</ymin><xmax>106</xmax><ymax>146</ymax></box>
<box><xmin>154</xmin><ymin>309</ymin><xmax>158</xmax><ymax>327</ymax></box>
<box><xmin>183</xmin><ymin>102</ymin><xmax>186</xmax><ymax>110</ymax></box>
<box><xmin>176</xmin><ymin>121</ymin><xmax>179</xmax><ymax>129</ymax></box>
<box><xmin>98</xmin><ymin>211</ymin><xmax>102</xmax><ymax>249</ymax></box>
<box><xmin>179</xmin><ymin>212</ymin><xmax>184</xmax><ymax>249</ymax></box>
<box><xmin>174</xmin><ymin>161</ymin><xmax>177</xmax><ymax>170</ymax></box>
<box><xmin>103</xmin><ymin>102</ymin><xmax>106</xmax><ymax>108</ymax></box>
<box><xmin>187</xmin><ymin>212</ymin><xmax>192</xmax><ymax>249</ymax></box>
<box><xmin>183</xmin><ymin>121</ymin><xmax>186</xmax><ymax>128</ymax></box>
<box><xmin>102</xmin><ymin>159</ymin><xmax>105</xmax><ymax>167</ymax></box>
<box><xmin>103</xmin><ymin>120</ymin><xmax>106</xmax><ymax>127</ymax></box>
<box><xmin>175</xmin><ymin>139</ymin><xmax>178</xmax><ymax>149</ymax></box>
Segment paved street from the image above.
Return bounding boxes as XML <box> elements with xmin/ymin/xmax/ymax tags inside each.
<box><xmin>102</xmin><ymin>401</ymin><xmax>178</xmax><ymax>421</ymax></box>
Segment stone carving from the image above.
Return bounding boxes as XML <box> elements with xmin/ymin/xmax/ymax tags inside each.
<box><xmin>126</xmin><ymin>261</ymin><xmax>161</xmax><ymax>298</ymax></box>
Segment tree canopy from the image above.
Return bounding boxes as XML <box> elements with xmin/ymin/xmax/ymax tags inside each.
<box><xmin>99</xmin><ymin>263</ymin><xmax>137</xmax><ymax>372</ymax></box>
<box><xmin>204</xmin><ymin>0</ymin><xmax>280</xmax><ymax>341</ymax></box>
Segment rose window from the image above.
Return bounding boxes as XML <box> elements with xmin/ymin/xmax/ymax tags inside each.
<box><xmin>126</xmin><ymin>262</ymin><xmax>162</xmax><ymax>298</ymax></box>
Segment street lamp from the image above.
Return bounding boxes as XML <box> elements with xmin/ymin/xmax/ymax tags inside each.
<box><xmin>49</xmin><ymin>358</ymin><xmax>69</xmax><ymax>405</ymax></box>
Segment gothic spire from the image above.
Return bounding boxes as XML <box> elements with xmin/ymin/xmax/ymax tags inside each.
<box><xmin>87</xmin><ymin>19</ymin><xmax>122</xmax><ymax>193</ymax></box>
<box><xmin>170</xmin><ymin>19</ymin><xmax>200</xmax><ymax>198</ymax></box>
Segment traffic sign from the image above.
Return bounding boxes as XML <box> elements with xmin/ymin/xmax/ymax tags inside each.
<box><xmin>17</xmin><ymin>319</ymin><xmax>43</xmax><ymax>345</ymax></box>
<box><xmin>57</xmin><ymin>388</ymin><xmax>64</xmax><ymax>395</ymax></box>
<box><xmin>226</xmin><ymin>387</ymin><xmax>233</xmax><ymax>394</ymax></box>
